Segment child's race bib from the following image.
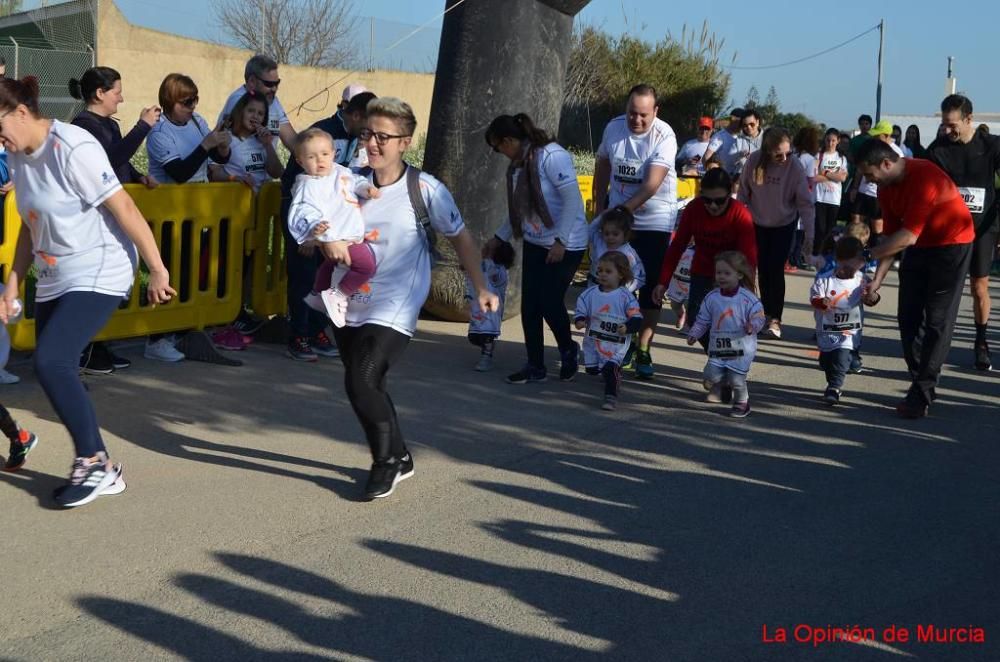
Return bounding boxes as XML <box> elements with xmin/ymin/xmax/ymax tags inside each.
<box><xmin>822</xmin><ymin>306</ymin><xmax>862</xmax><ymax>332</ymax></box>
<box><xmin>709</xmin><ymin>332</ymin><xmax>746</xmax><ymax>359</ymax></box>
<box><xmin>588</xmin><ymin>315</ymin><xmax>627</xmax><ymax>343</ymax></box>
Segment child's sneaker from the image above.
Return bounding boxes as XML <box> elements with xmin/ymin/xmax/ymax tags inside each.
<box><xmin>823</xmin><ymin>387</ymin><xmax>841</xmax><ymax>406</ymax></box>
<box><xmin>585</xmin><ymin>366</ymin><xmax>600</xmax><ymax>376</ymax></box>
<box><xmin>3</xmin><ymin>430</ymin><xmax>37</xmax><ymax>472</ymax></box>
<box><xmin>0</xmin><ymin>369</ymin><xmax>20</xmax><ymax>384</ymax></box>
<box><xmin>634</xmin><ymin>348</ymin><xmax>654</xmax><ymax>379</ymax></box>
<box><xmin>729</xmin><ymin>401</ymin><xmax>751</xmax><ymax>418</ymax></box>
<box><xmin>601</xmin><ymin>395</ymin><xmax>617</xmax><ymax>411</ymax></box>
<box><xmin>475</xmin><ymin>354</ymin><xmax>493</xmax><ymax>372</ymax></box>
<box><xmin>706</xmin><ymin>383</ymin><xmax>723</xmax><ymax>403</ymax></box>
<box><xmin>321</xmin><ymin>289</ymin><xmax>350</xmax><ymax>328</ymax></box>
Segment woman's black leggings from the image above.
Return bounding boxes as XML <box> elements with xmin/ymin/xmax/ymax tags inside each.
<box><xmin>521</xmin><ymin>241</ymin><xmax>585</xmax><ymax>368</ymax></box>
<box><xmin>813</xmin><ymin>202</ymin><xmax>840</xmax><ymax>255</ymax></box>
<box><xmin>754</xmin><ymin>221</ymin><xmax>797</xmax><ymax>321</ymax></box>
<box><xmin>332</xmin><ymin>324</ymin><xmax>411</xmax><ymax>462</ymax></box>
<box><xmin>34</xmin><ymin>291</ymin><xmax>122</xmax><ymax>458</ymax></box>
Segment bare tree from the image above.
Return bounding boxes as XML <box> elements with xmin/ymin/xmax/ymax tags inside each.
<box><xmin>0</xmin><ymin>1</ymin><xmax>23</xmax><ymax>18</ymax></box>
<box><xmin>211</xmin><ymin>0</ymin><xmax>359</xmax><ymax>69</ymax></box>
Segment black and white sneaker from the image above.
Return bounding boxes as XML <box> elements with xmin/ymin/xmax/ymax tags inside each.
<box><xmin>364</xmin><ymin>454</ymin><xmax>414</xmax><ymax>500</ymax></box>
<box><xmin>559</xmin><ymin>341</ymin><xmax>579</xmax><ymax>381</ymax></box>
<box><xmin>974</xmin><ymin>341</ymin><xmax>992</xmax><ymax>371</ymax></box>
<box><xmin>506</xmin><ymin>365</ymin><xmax>547</xmax><ymax>384</ymax></box>
<box><xmin>54</xmin><ymin>455</ymin><xmax>122</xmax><ymax>508</ymax></box>
<box><xmin>823</xmin><ymin>387</ymin><xmax>841</xmax><ymax>406</ymax></box>
<box><xmin>80</xmin><ymin>343</ymin><xmax>115</xmax><ymax>375</ymax></box>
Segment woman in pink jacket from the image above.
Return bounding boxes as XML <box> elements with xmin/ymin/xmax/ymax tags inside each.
<box><xmin>738</xmin><ymin>127</ymin><xmax>815</xmax><ymax>339</ymax></box>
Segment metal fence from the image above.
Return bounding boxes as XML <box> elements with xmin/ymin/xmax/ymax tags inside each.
<box><xmin>0</xmin><ymin>40</ymin><xmax>94</xmax><ymax>121</ymax></box>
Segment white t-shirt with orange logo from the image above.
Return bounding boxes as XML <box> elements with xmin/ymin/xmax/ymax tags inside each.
<box><xmin>688</xmin><ymin>287</ymin><xmax>765</xmax><ymax>375</ymax></box>
<box><xmin>574</xmin><ymin>285</ymin><xmax>643</xmax><ymax>368</ymax></box>
<box><xmin>348</xmin><ymin>167</ymin><xmax>465</xmax><ymax>336</ymax></box>
<box><xmin>9</xmin><ymin>121</ymin><xmax>136</xmax><ymax>303</ymax></box>
<box><xmin>810</xmin><ymin>272</ymin><xmax>865</xmax><ymax>352</ymax></box>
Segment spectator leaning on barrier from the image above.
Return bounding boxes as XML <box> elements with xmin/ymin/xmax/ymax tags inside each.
<box><xmin>677</xmin><ymin>116</ymin><xmax>715</xmax><ymax>176</ymax></box>
<box><xmin>209</xmin><ymin>93</ymin><xmax>282</xmax><ymax>191</ymax></box>
<box><xmin>279</xmin><ymin>89</ymin><xmax>377</xmax><ymax>363</ymax></box>
<box><xmin>218</xmin><ymin>54</ymin><xmax>296</xmax><ymax>151</ymax></box>
<box><xmin>0</xmin><ymin>75</ymin><xmax>176</xmax><ymax>508</ymax></box>
<box><xmin>69</xmin><ymin>66</ymin><xmax>162</xmax><ymax>375</ymax></box>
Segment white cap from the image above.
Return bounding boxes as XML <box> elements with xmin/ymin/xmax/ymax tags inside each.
<box><xmin>342</xmin><ymin>84</ymin><xmax>368</xmax><ymax>102</ymax></box>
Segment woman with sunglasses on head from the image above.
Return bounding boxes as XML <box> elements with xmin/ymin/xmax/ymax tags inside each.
<box><xmin>738</xmin><ymin>127</ymin><xmax>815</xmax><ymax>339</ymax></box>
<box><xmin>483</xmin><ymin>113</ymin><xmax>589</xmax><ymax>385</ymax></box>
<box><xmin>652</xmin><ymin>168</ymin><xmax>757</xmax><ymax>337</ymax></box>
<box><xmin>69</xmin><ymin>66</ymin><xmax>161</xmax><ymax>375</ymax></box>
<box><xmin>146</xmin><ymin>73</ymin><xmax>231</xmax><ymax>186</ymax></box>
<box><xmin>0</xmin><ymin>76</ymin><xmax>176</xmax><ymax>507</ymax></box>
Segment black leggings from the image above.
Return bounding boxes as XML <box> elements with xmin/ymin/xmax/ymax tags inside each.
<box><xmin>814</xmin><ymin>202</ymin><xmax>840</xmax><ymax>255</ymax></box>
<box><xmin>521</xmin><ymin>241</ymin><xmax>585</xmax><ymax>368</ymax></box>
<box><xmin>35</xmin><ymin>291</ymin><xmax>122</xmax><ymax>457</ymax></box>
<box><xmin>754</xmin><ymin>221</ymin><xmax>797</xmax><ymax>321</ymax></box>
<box><xmin>332</xmin><ymin>324</ymin><xmax>411</xmax><ymax>462</ymax></box>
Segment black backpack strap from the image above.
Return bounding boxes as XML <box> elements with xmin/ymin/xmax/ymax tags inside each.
<box><xmin>405</xmin><ymin>166</ymin><xmax>441</xmax><ymax>261</ymax></box>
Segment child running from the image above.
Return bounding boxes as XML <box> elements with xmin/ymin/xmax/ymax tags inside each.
<box><xmin>584</xmin><ymin>206</ymin><xmax>645</xmax><ymax>374</ymax></box>
<box><xmin>466</xmin><ymin>242</ymin><xmax>515</xmax><ymax>372</ymax></box>
<box><xmin>288</xmin><ymin>128</ymin><xmax>379</xmax><ymax>328</ymax></box>
<box><xmin>574</xmin><ymin>252</ymin><xmax>643</xmax><ymax>411</ymax></box>
<box><xmin>666</xmin><ymin>243</ymin><xmax>695</xmax><ymax>331</ymax></box>
<box><xmin>810</xmin><ymin>236</ymin><xmax>880</xmax><ymax>405</ymax></box>
<box><xmin>687</xmin><ymin>251</ymin><xmax>766</xmax><ymax>417</ymax></box>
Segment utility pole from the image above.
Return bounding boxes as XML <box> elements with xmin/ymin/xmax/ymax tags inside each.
<box><xmin>875</xmin><ymin>19</ymin><xmax>885</xmax><ymax>122</ymax></box>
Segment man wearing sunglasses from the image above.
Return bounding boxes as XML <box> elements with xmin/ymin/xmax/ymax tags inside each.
<box><xmin>218</xmin><ymin>54</ymin><xmax>296</xmax><ymax>150</ymax></box>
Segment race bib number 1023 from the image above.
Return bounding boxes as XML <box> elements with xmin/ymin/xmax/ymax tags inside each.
<box><xmin>613</xmin><ymin>157</ymin><xmax>643</xmax><ymax>185</ymax></box>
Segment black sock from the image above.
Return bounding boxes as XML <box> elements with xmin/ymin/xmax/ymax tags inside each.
<box><xmin>975</xmin><ymin>323</ymin><xmax>987</xmax><ymax>344</ymax></box>
<box><xmin>0</xmin><ymin>409</ymin><xmax>20</xmax><ymax>443</ymax></box>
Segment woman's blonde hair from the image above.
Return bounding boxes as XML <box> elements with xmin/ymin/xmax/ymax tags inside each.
<box><xmin>753</xmin><ymin>127</ymin><xmax>791</xmax><ymax>186</ymax></box>
<box><xmin>366</xmin><ymin>97</ymin><xmax>417</xmax><ymax>137</ymax></box>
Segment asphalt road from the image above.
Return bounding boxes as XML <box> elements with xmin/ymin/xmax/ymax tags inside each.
<box><xmin>1</xmin><ymin>268</ymin><xmax>997</xmax><ymax>661</ymax></box>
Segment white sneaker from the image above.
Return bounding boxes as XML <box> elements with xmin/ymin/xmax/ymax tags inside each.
<box><xmin>0</xmin><ymin>369</ymin><xmax>20</xmax><ymax>384</ymax></box>
<box><xmin>303</xmin><ymin>291</ymin><xmax>326</xmax><ymax>316</ymax></box>
<box><xmin>144</xmin><ymin>336</ymin><xmax>184</xmax><ymax>362</ymax></box>
<box><xmin>320</xmin><ymin>289</ymin><xmax>349</xmax><ymax>328</ymax></box>
<box><xmin>475</xmin><ymin>354</ymin><xmax>493</xmax><ymax>372</ymax></box>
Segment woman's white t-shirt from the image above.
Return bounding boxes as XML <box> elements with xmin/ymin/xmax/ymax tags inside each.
<box><xmin>146</xmin><ymin>113</ymin><xmax>212</xmax><ymax>184</ymax></box>
<box><xmin>494</xmin><ymin>143</ymin><xmax>588</xmax><ymax>250</ymax></box>
<box><xmin>9</xmin><ymin>121</ymin><xmax>136</xmax><ymax>302</ymax></box>
<box><xmin>815</xmin><ymin>151</ymin><xmax>847</xmax><ymax>206</ymax></box>
<box><xmin>348</xmin><ymin>167</ymin><xmax>465</xmax><ymax>336</ymax></box>
<box><xmin>796</xmin><ymin>152</ymin><xmax>818</xmax><ymax>203</ymax></box>
<box><xmin>221</xmin><ymin>134</ymin><xmax>272</xmax><ymax>191</ymax></box>
<box><xmin>597</xmin><ymin>115</ymin><xmax>678</xmax><ymax>232</ymax></box>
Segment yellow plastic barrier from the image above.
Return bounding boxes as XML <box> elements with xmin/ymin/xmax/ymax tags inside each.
<box><xmin>678</xmin><ymin>176</ymin><xmax>699</xmax><ymax>200</ymax></box>
<box><xmin>577</xmin><ymin>175</ymin><xmax>595</xmax><ymax>220</ymax></box>
<box><xmin>2</xmin><ymin>183</ymin><xmax>253</xmax><ymax>351</ymax></box>
<box><xmin>248</xmin><ymin>180</ymin><xmax>288</xmax><ymax>318</ymax></box>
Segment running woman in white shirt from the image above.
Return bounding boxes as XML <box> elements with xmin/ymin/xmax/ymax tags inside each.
<box><xmin>326</xmin><ymin>98</ymin><xmax>497</xmax><ymax>499</ymax></box>
<box><xmin>0</xmin><ymin>76</ymin><xmax>176</xmax><ymax>507</ymax></box>
<box><xmin>686</xmin><ymin>251</ymin><xmax>767</xmax><ymax>418</ymax></box>
<box><xmin>574</xmin><ymin>252</ymin><xmax>643</xmax><ymax>411</ymax></box>
<box><xmin>287</xmin><ymin>128</ymin><xmax>379</xmax><ymax>328</ymax></box>
<box><xmin>218</xmin><ymin>54</ymin><xmax>296</xmax><ymax>150</ymax></box>
<box><xmin>209</xmin><ymin>92</ymin><xmax>282</xmax><ymax>191</ymax></box>
<box><xmin>810</xmin><ymin>236</ymin><xmax>879</xmax><ymax>406</ymax></box>
<box><xmin>593</xmin><ymin>84</ymin><xmax>678</xmax><ymax>379</ymax></box>
<box><xmin>466</xmin><ymin>242</ymin><xmax>514</xmax><ymax>372</ymax></box>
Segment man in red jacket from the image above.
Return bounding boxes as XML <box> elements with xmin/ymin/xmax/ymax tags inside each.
<box><xmin>856</xmin><ymin>140</ymin><xmax>975</xmax><ymax>418</ymax></box>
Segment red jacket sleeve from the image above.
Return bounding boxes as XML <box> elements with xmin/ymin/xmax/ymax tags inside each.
<box><xmin>658</xmin><ymin>206</ymin><xmax>695</xmax><ymax>286</ymax></box>
<box><xmin>732</xmin><ymin>201</ymin><xmax>758</xmax><ymax>268</ymax></box>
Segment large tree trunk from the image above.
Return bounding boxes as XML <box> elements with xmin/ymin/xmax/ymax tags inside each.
<box><xmin>421</xmin><ymin>0</ymin><xmax>591</xmax><ymax>321</ymax></box>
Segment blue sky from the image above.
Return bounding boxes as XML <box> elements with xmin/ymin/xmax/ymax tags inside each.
<box><xmin>25</xmin><ymin>0</ymin><xmax>999</xmax><ymax>130</ymax></box>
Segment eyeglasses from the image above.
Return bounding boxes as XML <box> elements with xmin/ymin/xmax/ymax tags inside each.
<box><xmin>256</xmin><ymin>76</ymin><xmax>280</xmax><ymax>89</ymax></box>
<box><xmin>702</xmin><ymin>195</ymin><xmax>729</xmax><ymax>207</ymax></box>
<box><xmin>360</xmin><ymin>129</ymin><xmax>411</xmax><ymax>146</ymax></box>
<box><xmin>180</xmin><ymin>96</ymin><xmax>199</xmax><ymax>108</ymax></box>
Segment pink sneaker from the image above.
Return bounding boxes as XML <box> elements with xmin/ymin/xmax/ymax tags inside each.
<box><xmin>320</xmin><ymin>289</ymin><xmax>349</xmax><ymax>328</ymax></box>
<box><xmin>211</xmin><ymin>327</ymin><xmax>246</xmax><ymax>351</ymax></box>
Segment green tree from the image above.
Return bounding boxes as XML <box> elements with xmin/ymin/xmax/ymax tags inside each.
<box><xmin>561</xmin><ymin>21</ymin><xmax>731</xmax><ymax>149</ymax></box>
<box><xmin>0</xmin><ymin>1</ymin><xmax>22</xmax><ymax>17</ymax></box>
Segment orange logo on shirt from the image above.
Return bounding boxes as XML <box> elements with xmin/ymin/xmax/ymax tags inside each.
<box><xmin>597</xmin><ymin>303</ymin><xmax>611</xmax><ymax>314</ymax></box>
<box><xmin>36</xmin><ymin>250</ymin><xmax>57</xmax><ymax>266</ymax></box>
<box><xmin>829</xmin><ymin>290</ymin><xmax>850</xmax><ymax>306</ymax></box>
<box><xmin>357</xmin><ymin>283</ymin><xmax>372</xmax><ymax>294</ymax></box>
<box><xmin>364</xmin><ymin>229</ymin><xmax>380</xmax><ymax>242</ymax></box>
<box><xmin>27</xmin><ymin>209</ymin><xmax>39</xmax><ymax>224</ymax></box>
<box><xmin>715</xmin><ymin>307</ymin><xmax>735</xmax><ymax>330</ymax></box>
